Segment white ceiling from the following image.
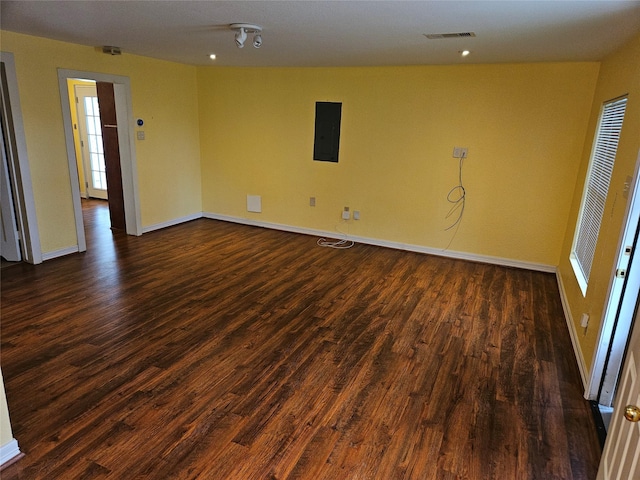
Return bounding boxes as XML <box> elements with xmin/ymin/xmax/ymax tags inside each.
<box><xmin>2</xmin><ymin>1</ymin><xmax>640</xmax><ymax>67</ymax></box>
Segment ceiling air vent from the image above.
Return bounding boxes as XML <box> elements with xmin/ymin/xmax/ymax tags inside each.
<box><xmin>424</xmin><ymin>32</ymin><xmax>476</xmax><ymax>39</ymax></box>
<box><xmin>102</xmin><ymin>46</ymin><xmax>122</xmax><ymax>55</ymax></box>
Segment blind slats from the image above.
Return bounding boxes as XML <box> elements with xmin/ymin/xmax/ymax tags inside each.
<box><xmin>571</xmin><ymin>96</ymin><xmax>627</xmax><ymax>285</ymax></box>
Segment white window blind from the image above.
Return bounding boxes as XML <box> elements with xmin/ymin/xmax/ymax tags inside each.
<box><xmin>571</xmin><ymin>96</ymin><xmax>627</xmax><ymax>292</ymax></box>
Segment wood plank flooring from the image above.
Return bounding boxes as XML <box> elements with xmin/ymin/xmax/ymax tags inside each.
<box><xmin>0</xmin><ymin>199</ymin><xmax>601</xmax><ymax>479</ymax></box>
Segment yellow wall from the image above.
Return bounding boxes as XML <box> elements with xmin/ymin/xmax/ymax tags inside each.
<box><xmin>0</xmin><ymin>31</ymin><xmax>202</xmax><ymax>254</ymax></box>
<box><xmin>0</xmin><ymin>29</ymin><xmax>603</xmax><ymax>266</ymax></box>
<box><xmin>558</xmin><ymin>34</ymin><xmax>640</xmax><ymax>371</ymax></box>
<box><xmin>198</xmin><ymin>63</ymin><xmax>599</xmax><ymax>266</ymax></box>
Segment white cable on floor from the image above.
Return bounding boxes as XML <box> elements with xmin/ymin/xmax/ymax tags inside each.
<box><xmin>317</xmin><ymin>223</ymin><xmax>354</xmax><ymax>249</ymax></box>
<box><xmin>317</xmin><ymin>237</ymin><xmax>355</xmax><ymax>249</ymax></box>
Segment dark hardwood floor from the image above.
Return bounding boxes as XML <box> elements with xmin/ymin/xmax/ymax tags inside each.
<box><xmin>1</xmin><ymin>199</ymin><xmax>601</xmax><ymax>479</ymax></box>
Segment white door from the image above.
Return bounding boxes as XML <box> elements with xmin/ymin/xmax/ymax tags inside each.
<box><xmin>590</xmin><ymin>152</ymin><xmax>640</xmax><ymax>406</ymax></box>
<box><xmin>597</xmin><ymin>301</ymin><xmax>640</xmax><ymax>479</ymax></box>
<box><xmin>75</xmin><ymin>85</ymin><xmax>108</xmax><ymax>200</ymax></box>
<box><xmin>0</xmin><ymin>121</ymin><xmax>21</xmax><ymax>262</ymax></box>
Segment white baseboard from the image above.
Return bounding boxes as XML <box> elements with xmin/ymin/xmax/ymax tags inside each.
<box><xmin>0</xmin><ymin>439</ymin><xmax>21</xmax><ymax>467</ymax></box>
<box><xmin>202</xmin><ymin>212</ymin><xmax>556</xmax><ymax>273</ymax></box>
<box><xmin>39</xmin><ymin>213</ymin><xmax>203</xmax><ymax>261</ymax></box>
<box><xmin>41</xmin><ymin>245</ymin><xmax>79</xmax><ymax>261</ymax></box>
<box><xmin>142</xmin><ymin>212</ymin><xmax>203</xmax><ymax>234</ymax></box>
<box><xmin>556</xmin><ymin>270</ymin><xmax>589</xmax><ymax>392</ymax></box>
<box><xmin>38</xmin><ymin>212</ymin><xmax>557</xmax><ymax>276</ymax></box>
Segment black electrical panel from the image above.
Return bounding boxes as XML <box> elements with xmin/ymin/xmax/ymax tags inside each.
<box><xmin>313</xmin><ymin>102</ymin><xmax>342</xmax><ymax>162</ymax></box>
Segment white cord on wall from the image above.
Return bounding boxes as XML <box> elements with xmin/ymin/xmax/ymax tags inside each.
<box><xmin>444</xmin><ymin>152</ymin><xmax>467</xmax><ymax>249</ymax></box>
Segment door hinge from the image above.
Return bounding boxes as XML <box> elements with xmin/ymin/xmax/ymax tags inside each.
<box><xmin>616</xmin><ymin>269</ymin><xmax>627</xmax><ymax>279</ymax></box>
<box><xmin>80</xmin><ymin>140</ymin><xmax>84</xmax><ymax>147</ymax></box>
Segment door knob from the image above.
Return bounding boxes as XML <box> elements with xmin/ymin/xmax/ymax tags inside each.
<box><xmin>624</xmin><ymin>405</ymin><xmax>640</xmax><ymax>422</ymax></box>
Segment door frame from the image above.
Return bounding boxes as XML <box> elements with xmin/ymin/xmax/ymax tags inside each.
<box><xmin>0</xmin><ymin>51</ymin><xmax>42</xmax><ymax>264</ymax></box>
<box><xmin>74</xmin><ymin>84</ymin><xmax>108</xmax><ymax>200</ymax></box>
<box><xmin>1</xmin><ymin>118</ymin><xmax>22</xmax><ymax>261</ymax></box>
<box><xmin>588</xmin><ymin>149</ymin><xmax>640</xmax><ymax>404</ymax></box>
<box><xmin>57</xmin><ymin>69</ymin><xmax>142</xmax><ymax>251</ymax></box>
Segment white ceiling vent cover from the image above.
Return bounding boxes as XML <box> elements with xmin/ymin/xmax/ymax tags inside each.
<box><xmin>424</xmin><ymin>32</ymin><xmax>476</xmax><ymax>39</ymax></box>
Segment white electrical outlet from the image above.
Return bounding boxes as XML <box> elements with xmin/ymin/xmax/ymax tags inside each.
<box><xmin>452</xmin><ymin>147</ymin><xmax>468</xmax><ymax>158</ymax></box>
<box><xmin>353</xmin><ymin>210</ymin><xmax>360</xmax><ymax>220</ymax></box>
<box><xmin>623</xmin><ymin>175</ymin><xmax>633</xmax><ymax>199</ymax></box>
<box><xmin>310</xmin><ymin>196</ymin><xmax>316</xmax><ymax>207</ymax></box>
<box><xmin>580</xmin><ymin>313</ymin><xmax>589</xmax><ymax>328</ymax></box>
<box><xmin>342</xmin><ymin>210</ymin><xmax>350</xmax><ymax>220</ymax></box>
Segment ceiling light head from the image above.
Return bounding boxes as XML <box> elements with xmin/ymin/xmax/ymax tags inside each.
<box><xmin>460</xmin><ymin>50</ymin><xmax>471</xmax><ymax>57</ymax></box>
<box><xmin>235</xmin><ymin>27</ymin><xmax>247</xmax><ymax>48</ymax></box>
<box><xmin>230</xmin><ymin>23</ymin><xmax>263</xmax><ymax>49</ymax></box>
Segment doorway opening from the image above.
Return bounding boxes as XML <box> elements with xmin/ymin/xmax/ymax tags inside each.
<box><xmin>67</xmin><ymin>79</ymin><xmax>127</xmax><ymax>233</ymax></box>
<box><xmin>69</xmin><ymin>80</ymin><xmax>108</xmax><ymax>201</ymax></box>
<box><xmin>58</xmin><ymin>69</ymin><xmax>141</xmax><ymax>253</ymax></box>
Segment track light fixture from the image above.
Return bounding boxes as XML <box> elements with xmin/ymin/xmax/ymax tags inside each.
<box><xmin>230</xmin><ymin>23</ymin><xmax>263</xmax><ymax>49</ymax></box>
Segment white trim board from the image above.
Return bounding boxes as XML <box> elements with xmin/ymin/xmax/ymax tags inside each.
<box><xmin>142</xmin><ymin>212</ymin><xmax>203</xmax><ymax>234</ymax></box>
<box><xmin>38</xmin><ymin>213</ymin><xmax>203</xmax><ymax>261</ymax></box>
<box><xmin>41</xmin><ymin>245</ymin><xmax>80</xmax><ymax>262</ymax></box>
<box><xmin>0</xmin><ymin>439</ymin><xmax>21</xmax><ymax>467</ymax></box>
<box><xmin>37</xmin><ymin>211</ymin><xmax>558</xmax><ymax>275</ymax></box>
<box><xmin>203</xmin><ymin>212</ymin><xmax>556</xmax><ymax>273</ymax></box>
<box><xmin>556</xmin><ymin>270</ymin><xmax>589</xmax><ymax>393</ymax></box>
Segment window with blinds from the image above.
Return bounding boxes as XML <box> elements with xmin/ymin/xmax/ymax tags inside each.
<box><xmin>571</xmin><ymin>95</ymin><xmax>627</xmax><ymax>295</ymax></box>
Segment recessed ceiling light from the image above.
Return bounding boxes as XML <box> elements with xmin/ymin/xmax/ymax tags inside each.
<box><xmin>209</xmin><ymin>54</ymin><xmax>217</xmax><ymax>60</ymax></box>
<box><xmin>460</xmin><ymin>50</ymin><xmax>471</xmax><ymax>57</ymax></box>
